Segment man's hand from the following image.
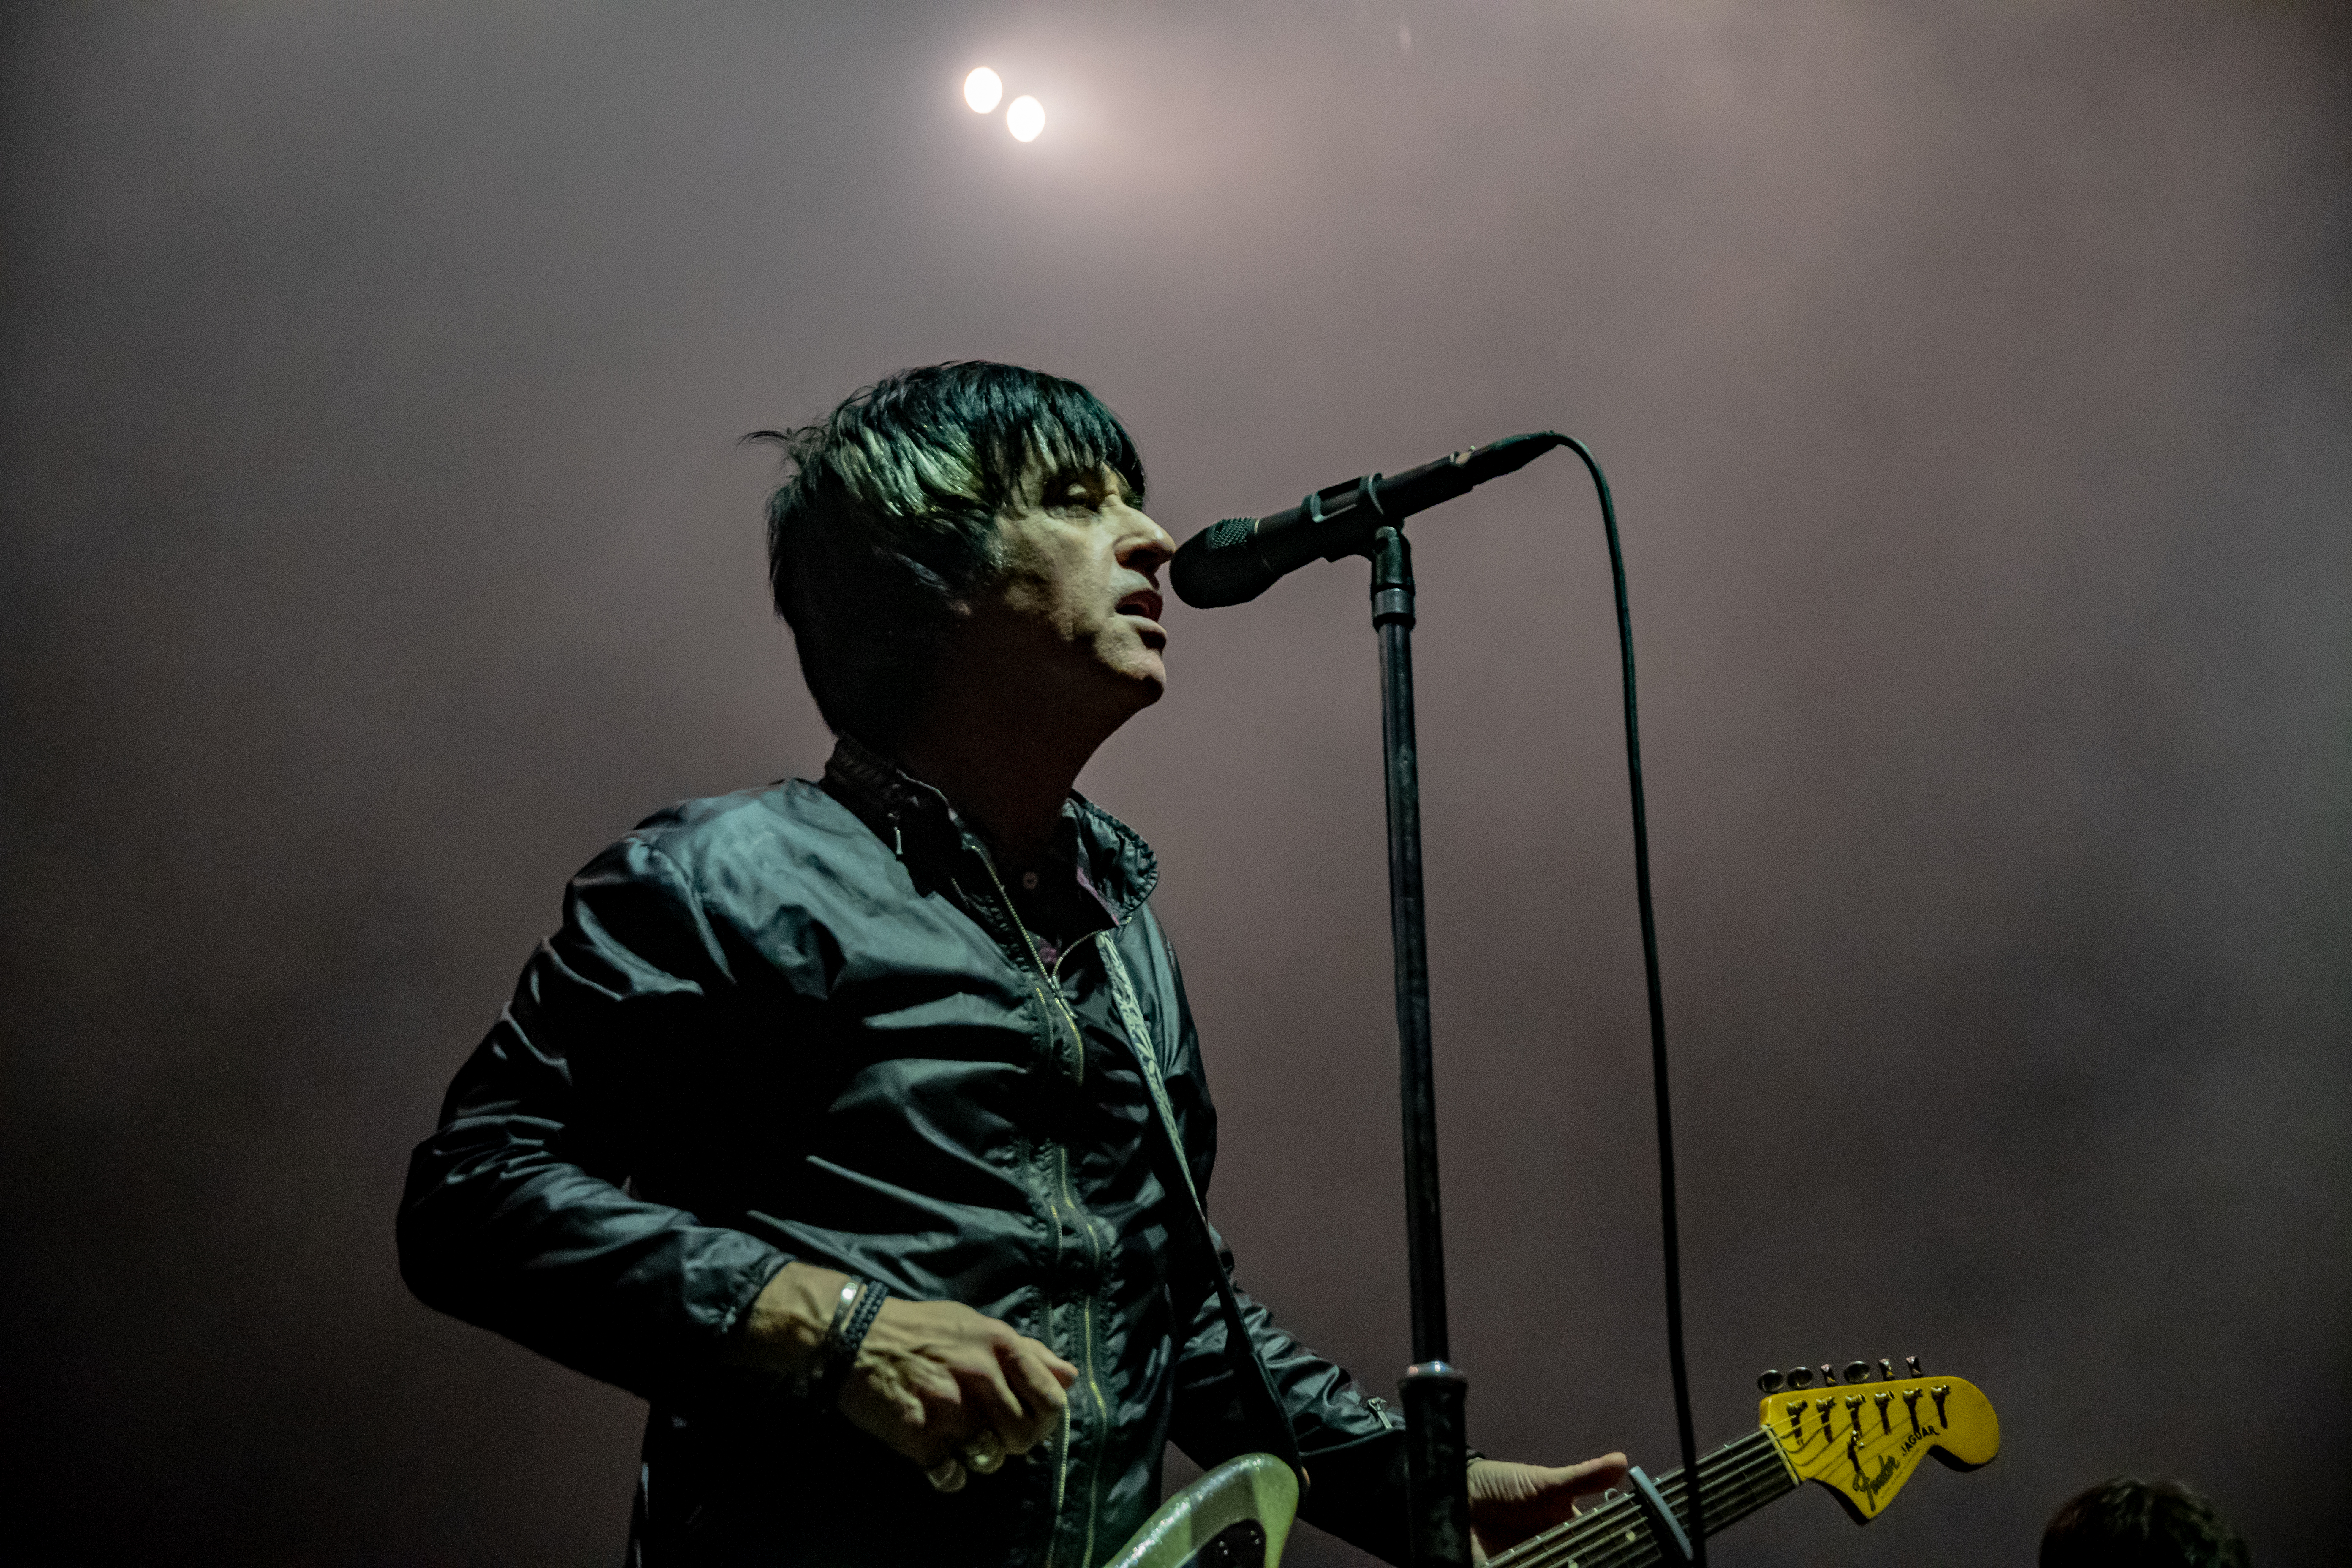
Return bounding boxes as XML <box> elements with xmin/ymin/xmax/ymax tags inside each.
<box><xmin>836</xmin><ymin>1296</ymin><xmax>1076</xmax><ymax>1483</ymax></box>
<box><xmin>738</xmin><ymin>1263</ymin><xmax>1076</xmax><ymax>1488</ymax></box>
<box><xmin>1467</xmin><ymin>1453</ymin><xmax>1632</xmax><ymax>1561</ymax></box>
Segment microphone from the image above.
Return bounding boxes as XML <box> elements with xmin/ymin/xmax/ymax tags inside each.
<box><xmin>1169</xmin><ymin>431</ymin><xmax>1565</xmax><ymax>608</ymax></box>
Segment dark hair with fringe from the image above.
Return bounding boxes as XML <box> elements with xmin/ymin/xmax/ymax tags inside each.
<box><xmin>746</xmin><ymin>362</ymin><xmax>1146</xmax><ymax>747</ymax></box>
<box><xmin>2041</xmin><ymin>1477</ymin><xmax>2249</xmax><ymax>1568</ymax></box>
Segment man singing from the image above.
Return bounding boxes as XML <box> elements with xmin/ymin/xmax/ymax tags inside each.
<box><xmin>399</xmin><ymin>362</ymin><xmax>1623</xmax><ymax>1565</ymax></box>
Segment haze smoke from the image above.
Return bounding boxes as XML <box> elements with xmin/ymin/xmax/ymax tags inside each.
<box><xmin>3</xmin><ymin>3</ymin><xmax>2345</xmax><ymax>1563</ymax></box>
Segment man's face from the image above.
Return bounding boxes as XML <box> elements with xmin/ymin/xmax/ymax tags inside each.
<box><xmin>974</xmin><ymin>463</ymin><xmax>1176</xmax><ymax>719</ymax></box>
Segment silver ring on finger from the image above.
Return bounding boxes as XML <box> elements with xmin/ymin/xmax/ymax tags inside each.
<box><xmin>959</xmin><ymin>1432</ymin><xmax>1006</xmax><ymax>1475</ymax></box>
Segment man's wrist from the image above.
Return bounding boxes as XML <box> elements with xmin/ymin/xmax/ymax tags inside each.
<box><xmin>739</xmin><ymin>1261</ymin><xmax>851</xmax><ymax>1376</ymax></box>
<box><xmin>803</xmin><ymin>1276</ymin><xmax>889</xmax><ymax>1405</ymax></box>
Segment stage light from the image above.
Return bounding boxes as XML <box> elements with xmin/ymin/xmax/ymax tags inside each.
<box><xmin>964</xmin><ymin>68</ymin><xmax>1002</xmax><ymax>113</ymax></box>
<box><xmin>1007</xmin><ymin>95</ymin><xmax>1044</xmax><ymax>142</ymax></box>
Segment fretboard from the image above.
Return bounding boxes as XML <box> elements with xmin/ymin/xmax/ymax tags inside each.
<box><xmin>1486</xmin><ymin>1427</ymin><xmax>1799</xmax><ymax>1568</ymax></box>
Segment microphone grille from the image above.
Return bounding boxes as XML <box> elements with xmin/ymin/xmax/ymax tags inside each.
<box><xmin>1172</xmin><ymin>515</ymin><xmax>1271</xmax><ymax>607</ymax></box>
<box><xmin>1203</xmin><ymin>517</ymin><xmax>1258</xmax><ymax>551</ymax></box>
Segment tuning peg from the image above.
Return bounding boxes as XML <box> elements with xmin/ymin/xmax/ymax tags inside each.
<box><xmin>1905</xmin><ymin>1355</ymin><xmax>1924</xmax><ymax>1377</ymax></box>
<box><xmin>1879</xmin><ymin>1359</ymin><xmax>1896</xmax><ymax>1383</ymax></box>
<box><xmin>1787</xmin><ymin>1365</ymin><xmax>1815</xmax><ymax>1389</ymax></box>
<box><xmin>1819</xmin><ymin>1362</ymin><xmax>1839</xmax><ymax>1386</ymax></box>
<box><xmin>1844</xmin><ymin>1361</ymin><xmax>1872</xmax><ymax>1384</ymax></box>
<box><xmin>1757</xmin><ymin>1369</ymin><xmax>1785</xmax><ymax>1393</ymax></box>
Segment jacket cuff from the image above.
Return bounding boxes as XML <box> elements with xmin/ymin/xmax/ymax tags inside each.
<box><xmin>711</xmin><ymin>1240</ymin><xmax>796</xmax><ymax>1345</ymax></box>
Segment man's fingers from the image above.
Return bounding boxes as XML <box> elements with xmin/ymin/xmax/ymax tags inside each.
<box><xmin>833</xmin><ymin>1298</ymin><xmax>1084</xmax><ymax>1482</ymax></box>
<box><xmin>960</xmin><ymin>1346</ymin><xmax>1032</xmax><ymax>1447</ymax></box>
<box><xmin>901</xmin><ymin>1354</ymin><xmax>967</xmax><ymax>1409</ymax></box>
<box><xmin>838</xmin><ymin>1376</ymin><xmax>949</xmax><ymax>1468</ymax></box>
<box><xmin>997</xmin><ymin>1339</ymin><xmax>1072</xmax><ymax>1453</ymax></box>
<box><xmin>1558</xmin><ymin>1452</ymin><xmax>1630</xmax><ymax>1500</ymax></box>
<box><xmin>1467</xmin><ymin>1451</ymin><xmax>1639</xmax><ymax>1555</ymax></box>
<box><xmin>1032</xmin><ymin>1342</ymin><xmax>1078</xmax><ymax>1387</ymax></box>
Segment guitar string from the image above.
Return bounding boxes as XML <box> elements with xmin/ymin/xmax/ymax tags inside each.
<box><xmin>1503</xmin><ymin>1455</ymin><xmax>1788</xmax><ymax>1568</ymax></box>
<box><xmin>1711</xmin><ymin>1397</ymin><xmax>1918</xmax><ymax>1476</ymax></box>
<box><xmin>1499</xmin><ymin>1459</ymin><xmax>1786</xmax><ymax>1568</ymax></box>
<box><xmin>1765</xmin><ymin>1397</ymin><xmax>1927</xmax><ymax>1472</ymax></box>
<box><xmin>1496</xmin><ymin>1401</ymin><xmax>1919</xmax><ymax>1568</ymax></box>
<box><xmin>1493</xmin><ymin>1386</ymin><xmax>1946</xmax><ymax>1568</ymax></box>
<box><xmin>1500</xmin><ymin>1404</ymin><xmax>1938</xmax><ymax>1568</ymax></box>
<box><xmin>1492</xmin><ymin>1435</ymin><xmax>1790</xmax><ymax>1568</ymax></box>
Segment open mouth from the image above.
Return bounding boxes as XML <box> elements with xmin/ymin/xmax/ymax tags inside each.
<box><xmin>1117</xmin><ymin>588</ymin><xmax>1167</xmax><ymax>650</ymax></box>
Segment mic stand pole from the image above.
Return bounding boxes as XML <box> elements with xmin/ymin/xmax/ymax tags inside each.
<box><xmin>1369</xmin><ymin>518</ymin><xmax>1472</xmax><ymax>1568</ymax></box>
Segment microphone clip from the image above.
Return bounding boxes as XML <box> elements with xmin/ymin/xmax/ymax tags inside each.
<box><xmin>1294</xmin><ymin>470</ymin><xmax>1395</xmax><ymax>565</ymax></box>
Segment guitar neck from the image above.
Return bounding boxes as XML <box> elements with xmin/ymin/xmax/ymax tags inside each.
<box><xmin>1486</xmin><ymin>1427</ymin><xmax>1798</xmax><ymax>1568</ymax></box>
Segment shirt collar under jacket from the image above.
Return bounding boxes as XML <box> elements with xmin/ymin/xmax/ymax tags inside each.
<box><xmin>817</xmin><ymin>732</ymin><xmax>1160</xmax><ymax>924</ymax></box>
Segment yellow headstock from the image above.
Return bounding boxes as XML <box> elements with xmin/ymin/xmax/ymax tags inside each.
<box><xmin>1759</xmin><ymin>1372</ymin><xmax>1999</xmax><ymax>1522</ymax></box>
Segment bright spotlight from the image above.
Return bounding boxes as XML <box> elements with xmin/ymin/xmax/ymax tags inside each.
<box><xmin>1006</xmin><ymin>95</ymin><xmax>1044</xmax><ymax>142</ymax></box>
<box><xmin>963</xmin><ymin>67</ymin><xmax>1002</xmax><ymax>114</ymax></box>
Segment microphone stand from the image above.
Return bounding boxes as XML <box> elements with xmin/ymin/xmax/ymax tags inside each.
<box><xmin>1368</xmin><ymin>514</ymin><xmax>1472</xmax><ymax>1568</ymax></box>
<box><xmin>1178</xmin><ymin>433</ymin><xmax>1690</xmax><ymax>1568</ymax></box>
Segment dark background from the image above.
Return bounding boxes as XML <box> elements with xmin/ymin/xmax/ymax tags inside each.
<box><xmin>4</xmin><ymin>2</ymin><xmax>2347</xmax><ymax>1563</ymax></box>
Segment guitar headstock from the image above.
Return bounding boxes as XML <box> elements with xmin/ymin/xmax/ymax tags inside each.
<box><xmin>1756</xmin><ymin>1364</ymin><xmax>1999</xmax><ymax>1522</ymax></box>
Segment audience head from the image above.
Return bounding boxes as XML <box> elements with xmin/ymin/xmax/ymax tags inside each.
<box><xmin>2040</xmin><ymin>1476</ymin><xmax>2247</xmax><ymax>1568</ymax></box>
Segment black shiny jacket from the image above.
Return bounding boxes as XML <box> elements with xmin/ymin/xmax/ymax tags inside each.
<box><xmin>398</xmin><ymin>739</ymin><xmax>1407</xmax><ymax>1566</ymax></box>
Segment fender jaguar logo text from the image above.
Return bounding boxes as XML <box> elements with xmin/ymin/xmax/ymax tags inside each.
<box><xmin>1852</xmin><ymin>1454</ymin><xmax>1898</xmax><ymax>1500</ymax></box>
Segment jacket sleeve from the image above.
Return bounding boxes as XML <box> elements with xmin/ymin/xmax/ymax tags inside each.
<box><xmin>397</xmin><ymin>833</ymin><xmax>791</xmax><ymax>1399</ymax></box>
<box><xmin>1166</xmin><ymin>1238</ymin><xmax>1411</xmax><ymax>1565</ymax></box>
<box><xmin>1141</xmin><ymin>917</ymin><xmax>1411</xmax><ymax>1563</ymax></box>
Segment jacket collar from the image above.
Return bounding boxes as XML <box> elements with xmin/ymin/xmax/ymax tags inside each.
<box><xmin>819</xmin><ymin>733</ymin><xmax>1160</xmax><ymax>922</ymax></box>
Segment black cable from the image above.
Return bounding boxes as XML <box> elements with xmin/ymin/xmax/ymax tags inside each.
<box><xmin>1550</xmin><ymin>432</ymin><xmax>1704</xmax><ymax>1565</ymax></box>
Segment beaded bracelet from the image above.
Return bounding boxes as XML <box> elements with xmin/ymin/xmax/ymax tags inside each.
<box><xmin>804</xmin><ymin>1278</ymin><xmax>890</xmax><ymax>1406</ymax></box>
<box><xmin>834</xmin><ymin>1280</ymin><xmax>890</xmax><ymax>1367</ymax></box>
<box><xmin>794</xmin><ymin>1278</ymin><xmax>862</xmax><ymax>1401</ymax></box>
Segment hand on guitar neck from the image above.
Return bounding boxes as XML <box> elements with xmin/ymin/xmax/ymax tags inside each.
<box><xmin>1467</xmin><ymin>1453</ymin><xmax>1632</xmax><ymax>1561</ymax></box>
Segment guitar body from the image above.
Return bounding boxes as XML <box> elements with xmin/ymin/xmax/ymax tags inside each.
<box><xmin>1101</xmin><ymin>1452</ymin><xmax>1300</xmax><ymax>1568</ymax></box>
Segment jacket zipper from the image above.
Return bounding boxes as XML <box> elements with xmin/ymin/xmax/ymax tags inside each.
<box><xmin>975</xmin><ymin>849</ymin><xmax>1108</xmax><ymax>1568</ymax></box>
